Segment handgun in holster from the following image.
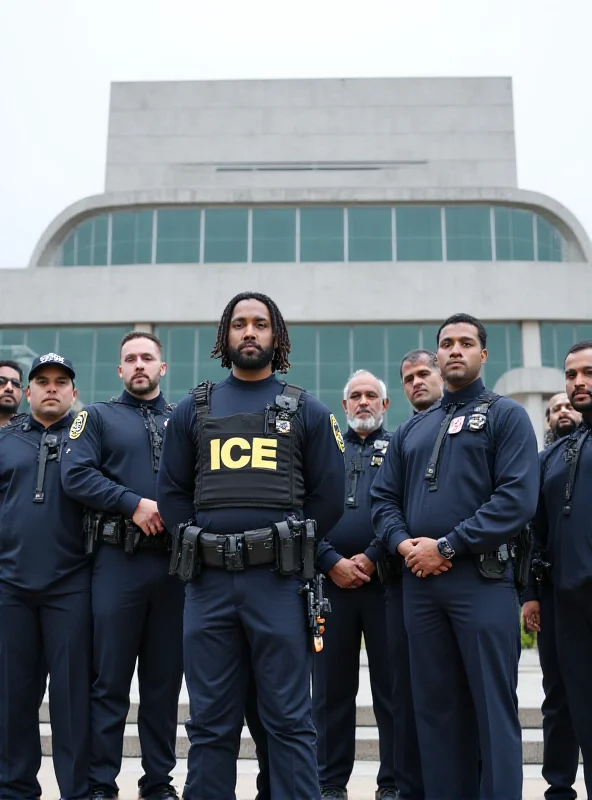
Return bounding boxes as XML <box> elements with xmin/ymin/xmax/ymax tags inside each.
<box><xmin>124</xmin><ymin>520</ymin><xmax>142</xmax><ymax>554</ymax></box>
<box><xmin>178</xmin><ymin>526</ymin><xmax>203</xmax><ymax>582</ymax></box>
<box><xmin>300</xmin><ymin>573</ymin><xmax>331</xmax><ymax>653</ymax></box>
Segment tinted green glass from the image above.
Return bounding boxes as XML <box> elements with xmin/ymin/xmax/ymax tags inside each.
<box><xmin>396</xmin><ymin>207</ymin><xmax>442</xmax><ymax>261</ymax></box>
<box><xmin>204</xmin><ymin>209</ymin><xmax>248</xmax><ymax>263</ymax></box>
<box><xmin>555</xmin><ymin>325</ymin><xmax>577</xmax><ymax>365</ymax></box>
<box><xmin>445</xmin><ymin>206</ymin><xmax>492</xmax><ymax>261</ymax></box>
<box><xmin>76</xmin><ymin>220</ymin><xmax>93</xmax><ymax>267</ymax></box>
<box><xmin>156</xmin><ymin>209</ymin><xmax>201</xmax><ymax>264</ymax></box>
<box><xmin>300</xmin><ymin>208</ymin><xmax>344</xmax><ymax>262</ymax></box>
<box><xmin>495</xmin><ymin>208</ymin><xmax>535</xmax><ymax>261</ymax></box>
<box><xmin>26</xmin><ymin>328</ymin><xmax>59</xmax><ymax>355</ymax></box>
<box><xmin>95</xmin><ymin>327</ymin><xmax>130</xmax><ymax>361</ymax></box>
<box><xmin>93</xmin><ymin>216</ymin><xmax>109</xmax><ymax>266</ymax></box>
<box><xmin>348</xmin><ymin>208</ymin><xmax>392</xmax><ymax>262</ymax></box>
<box><xmin>58</xmin><ymin>328</ymin><xmax>95</xmax><ymax>363</ymax></box>
<box><xmin>540</xmin><ymin>324</ymin><xmax>556</xmax><ymax>368</ymax></box>
<box><xmin>537</xmin><ymin>216</ymin><xmax>563</xmax><ymax>261</ymax></box>
<box><xmin>111</xmin><ymin>211</ymin><xmax>153</xmax><ymax>265</ymax></box>
<box><xmin>252</xmin><ymin>208</ymin><xmax>296</xmax><ymax>263</ymax></box>
<box><xmin>61</xmin><ymin>233</ymin><xmax>76</xmax><ymax>267</ymax></box>
<box><xmin>576</xmin><ymin>324</ymin><xmax>592</xmax><ymax>342</ymax></box>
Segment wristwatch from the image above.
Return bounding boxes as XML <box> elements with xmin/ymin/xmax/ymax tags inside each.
<box><xmin>437</xmin><ymin>537</ymin><xmax>455</xmax><ymax>560</ymax></box>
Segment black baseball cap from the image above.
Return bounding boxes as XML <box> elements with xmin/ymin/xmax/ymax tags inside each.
<box><xmin>28</xmin><ymin>353</ymin><xmax>76</xmax><ymax>381</ymax></box>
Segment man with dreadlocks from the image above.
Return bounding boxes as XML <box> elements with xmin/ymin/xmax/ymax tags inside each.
<box><xmin>157</xmin><ymin>292</ymin><xmax>345</xmax><ymax>800</ymax></box>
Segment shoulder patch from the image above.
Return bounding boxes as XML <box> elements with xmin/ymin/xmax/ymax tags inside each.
<box><xmin>330</xmin><ymin>414</ymin><xmax>345</xmax><ymax>453</ymax></box>
<box><xmin>69</xmin><ymin>410</ymin><xmax>88</xmax><ymax>440</ymax></box>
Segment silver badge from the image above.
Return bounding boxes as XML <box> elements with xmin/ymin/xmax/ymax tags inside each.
<box><xmin>276</xmin><ymin>419</ymin><xmax>291</xmax><ymax>434</ymax></box>
<box><xmin>468</xmin><ymin>413</ymin><xmax>486</xmax><ymax>431</ymax></box>
<box><xmin>373</xmin><ymin>439</ymin><xmax>389</xmax><ymax>454</ymax></box>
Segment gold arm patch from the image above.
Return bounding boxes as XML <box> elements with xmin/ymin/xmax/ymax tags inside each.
<box><xmin>69</xmin><ymin>410</ymin><xmax>88</xmax><ymax>440</ymax></box>
<box><xmin>330</xmin><ymin>414</ymin><xmax>345</xmax><ymax>453</ymax></box>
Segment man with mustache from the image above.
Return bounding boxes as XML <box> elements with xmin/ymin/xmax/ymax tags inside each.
<box><xmin>62</xmin><ymin>332</ymin><xmax>184</xmax><ymax>800</ymax></box>
<box><xmin>372</xmin><ymin>313</ymin><xmax>539</xmax><ymax>800</ymax></box>
<box><xmin>0</xmin><ymin>354</ymin><xmax>91</xmax><ymax>800</ymax></box>
<box><xmin>313</xmin><ymin>370</ymin><xmax>397</xmax><ymax>800</ymax></box>
<box><xmin>530</xmin><ymin>341</ymin><xmax>592</xmax><ymax>797</ymax></box>
<box><xmin>522</xmin><ymin>392</ymin><xmax>580</xmax><ymax>800</ymax></box>
<box><xmin>0</xmin><ymin>360</ymin><xmax>24</xmax><ymax>427</ymax></box>
<box><xmin>156</xmin><ymin>292</ymin><xmax>345</xmax><ymax>800</ymax></box>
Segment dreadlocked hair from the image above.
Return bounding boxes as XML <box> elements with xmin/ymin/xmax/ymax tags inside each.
<box><xmin>211</xmin><ymin>292</ymin><xmax>292</xmax><ymax>373</ymax></box>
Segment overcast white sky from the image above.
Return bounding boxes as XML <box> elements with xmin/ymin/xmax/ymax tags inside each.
<box><xmin>0</xmin><ymin>0</ymin><xmax>590</xmax><ymax>268</ymax></box>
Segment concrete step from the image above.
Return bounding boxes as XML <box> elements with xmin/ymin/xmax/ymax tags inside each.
<box><xmin>38</xmin><ymin>701</ymin><xmax>545</xmax><ymax>728</ymax></box>
<box><xmin>39</xmin><ymin>723</ymin><xmax>575</xmax><ymax>764</ymax></box>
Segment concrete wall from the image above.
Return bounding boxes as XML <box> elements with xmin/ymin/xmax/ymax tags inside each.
<box><xmin>4</xmin><ymin>260</ymin><xmax>592</xmax><ymax>327</ymax></box>
<box><xmin>105</xmin><ymin>78</ymin><xmax>518</xmax><ymax>192</ymax></box>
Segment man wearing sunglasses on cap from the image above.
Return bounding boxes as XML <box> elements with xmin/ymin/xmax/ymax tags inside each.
<box><xmin>0</xmin><ymin>360</ymin><xmax>24</xmax><ymax>427</ymax></box>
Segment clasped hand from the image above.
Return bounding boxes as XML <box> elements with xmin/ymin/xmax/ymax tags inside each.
<box><xmin>397</xmin><ymin>538</ymin><xmax>452</xmax><ymax>578</ymax></box>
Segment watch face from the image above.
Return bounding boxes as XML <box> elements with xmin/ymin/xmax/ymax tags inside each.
<box><xmin>438</xmin><ymin>539</ymin><xmax>454</xmax><ymax>559</ymax></box>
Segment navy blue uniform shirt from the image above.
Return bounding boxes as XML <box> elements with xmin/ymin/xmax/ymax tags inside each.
<box><xmin>156</xmin><ymin>373</ymin><xmax>345</xmax><ymax>537</ymax></box>
<box><xmin>0</xmin><ymin>412</ymin><xmax>88</xmax><ymax>592</ymax></box>
<box><xmin>316</xmin><ymin>425</ymin><xmax>390</xmax><ymax>574</ymax></box>
<box><xmin>531</xmin><ymin>423</ymin><xmax>592</xmax><ymax>594</ymax></box>
<box><xmin>61</xmin><ymin>390</ymin><xmax>172</xmax><ymax>515</ymax></box>
<box><xmin>371</xmin><ymin>378</ymin><xmax>539</xmax><ymax>556</ymax></box>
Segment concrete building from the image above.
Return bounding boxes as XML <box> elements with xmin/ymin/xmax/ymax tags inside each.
<box><xmin>2</xmin><ymin>77</ymin><xmax>591</xmax><ymax>444</ymax></box>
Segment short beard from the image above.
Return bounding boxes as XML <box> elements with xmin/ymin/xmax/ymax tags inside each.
<box><xmin>571</xmin><ymin>394</ymin><xmax>592</xmax><ymax>414</ymax></box>
<box><xmin>0</xmin><ymin>397</ymin><xmax>19</xmax><ymax>416</ymax></box>
<box><xmin>229</xmin><ymin>344</ymin><xmax>274</xmax><ymax>371</ymax></box>
<box><xmin>347</xmin><ymin>413</ymin><xmax>383</xmax><ymax>433</ymax></box>
<box><xmin>125</xmin><ymin>375</ymin><xmax>160</xmax><ymax>396</ymax></box>
<box><xmin>553</xmin><ymin>420</ymin><xmax>578</xmax><ymax>438</ymax></box>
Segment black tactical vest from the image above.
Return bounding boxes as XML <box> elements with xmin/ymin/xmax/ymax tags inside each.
<box><xmin>192</xmin><ymin>381</ymin><xmax>306</xmax><ymax>510</ymax></box>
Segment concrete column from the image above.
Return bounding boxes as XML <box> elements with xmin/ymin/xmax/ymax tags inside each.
<box><xmin>520</xmin><ymin>393</ymin><xmax>545</xmax><ymax>451</ymax></box>
<box><xmin>521</xmin><ymin>321</ymin><xmax>542</xmax><ymax>368</ymax></box>
<box><xmin>133</xmin><ymin>323</ymin><xmax>154</xmax><ymax>333</ymax></box>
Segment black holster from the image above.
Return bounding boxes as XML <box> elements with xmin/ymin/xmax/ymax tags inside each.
<box><xmin>376</xmin><ymin>553</ymin><xmax>403</xmax><ymax>584</ymax></box>
<box><xmin>124</xmin><ymin>520</ymin><xmax>142</xmax><ymax>554</ymax></box>
<box><xmin>510</xmin><ymin>527</ymin><xmax>534</xmax><ymax>592</ymax></box>
<box><xmin>84</xmin><ymin>510</ymin><xmax>102</xmax><ymax>556</ymax></box>
<box><xmin>177</xmin><ymin>526</ymin><xmax>202</xmax><ymax>582</ymax></box>
<box><xmin>477</xmin><ymin>544</ymin><xmax>510</xmax><ymax>580</ymax></box>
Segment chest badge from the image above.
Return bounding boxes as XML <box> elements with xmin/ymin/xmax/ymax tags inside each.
<box><xmin>373</xmin><ymin>439</ymin><xmax>389</xmax><ymax>454</ymax></box>
<box><xmin>468</xmin><ymin>413</ymin><xmax>487</xmax><ymax>431</ymax></box>
<box><xmin>276</xmin><ymin>418</ymin><xmax>291</xmax><ymax>434</ymax></box>
<box><xmin>371</xmin><ymin>454</ymin><xmax>384</xmax><ymax>466</ymax></box>
<box><xmin>448</xmin><ymin>416</ymin><xmax>465</xmax><ymax>435</ymax></box>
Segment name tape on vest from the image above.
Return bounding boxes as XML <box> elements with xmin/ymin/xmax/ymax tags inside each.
<box><xmin>210</xmin><ymin>437</ymin><xmax>278</xmax><ymax>470</ymax></box>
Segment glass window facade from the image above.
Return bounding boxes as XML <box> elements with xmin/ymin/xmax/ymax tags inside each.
<box><xmin>252</xmin><ymin>208</ymin><xmax>296</xmax><ymax>262</ymax></box>
<box><xmin>537</xmin><ymin>216</ymin><xmax>563</xmax><ymax>262</ymax></box>
<box><xmin>540</xmin><ymin>323</ymin><xmax>592</xmax><ymax>368</ymax></box>
<box><xmin>156</xmin><ymin>208</ymin><xmax>200</xmax><ymax>264</ymax></box>
<box><xmin>55</xmin><ymin>206</ymin><xmax>567</xmax><ymax>266</ymax></box>
<box><xmin>300</xmin><ymin>207</ymin><xmax>344</xmax><ymax>262</ymax></box>
<box><xmin>156</xmin><ymin>323</ymin><xmax>523</xmax><ymax>428</ymax></box>
<box><xmin>396</xmin><ymin>207</ymin><xmax>443</xmax><ymax>261</ymax></box>
<box><xmin>348</xmin><ymin>207</ymin><xmax>392</xmax><ymax>261</ymax></box>
<box><xmin>0</xmin><ymin>326</ymin><xmax>131</xmax><ymax>405</ymax></box>
<box><xmin>445</xmin><ymin>206</ymin><xmax>492</xmax><ymax>260</ymax></box>
<box><xmin>495</xmin><ymin>208</ymin><xmax>535</xmax><ymax>261</ymax></box>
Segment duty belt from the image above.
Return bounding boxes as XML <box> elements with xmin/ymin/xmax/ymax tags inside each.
<box><xmin>84</xmin><ymin>512</ymin><xmax>171</xmax><ymax>555</ymax></box>
<box><xmin>170</xmin><ymin>516</ymin><xmax>316</xmax><ymax>582</ymax></box>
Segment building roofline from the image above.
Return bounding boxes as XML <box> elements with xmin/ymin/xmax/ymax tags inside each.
<box><xmin>29</xmin><ymin>186</ymin><xmax>592</xmax><ymax>267</ymax></box>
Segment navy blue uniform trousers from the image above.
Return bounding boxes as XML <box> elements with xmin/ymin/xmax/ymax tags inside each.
<box><xmin>313</xmin><ymin>578</ymin><xmax>395</xmax><ymax>792</ymax></box>
<box><xmin>90</xmin><ymin>546</ymin><xmax>185</xmax><ymax>795</ymax></box>
<box><xmin>0</xmin><ymin>577</ymin><xmax>91</xmax><ymax>800</ymax></box>
<box><xmin>183</xmin><ymin>565</ymin><xmax>319</xmax><ymax>800</ymax></box>
<box><xmin>384</xmin><ymin>579</ymin><xmax>424</xmax><ymax>800</ymax></box>
<box><xmin>538</xmin><ymin>582</ymin><xmax>579</xmax><ymax>799</ymax></box>
<box><xmin>403</xmin><ymin>562</ymin><xmax>521</xmax><ymax>800</ymax></box>
<box><xmin>555</xmin><ymin>584</ymin><xmax>592</xmax><ymax>797</ymax></box>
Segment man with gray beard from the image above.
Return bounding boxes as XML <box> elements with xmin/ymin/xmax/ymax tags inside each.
<box><xmin>314</xmin><ymin>370</ymin><xmax>397</xmax><ymax>800</ymax></box>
